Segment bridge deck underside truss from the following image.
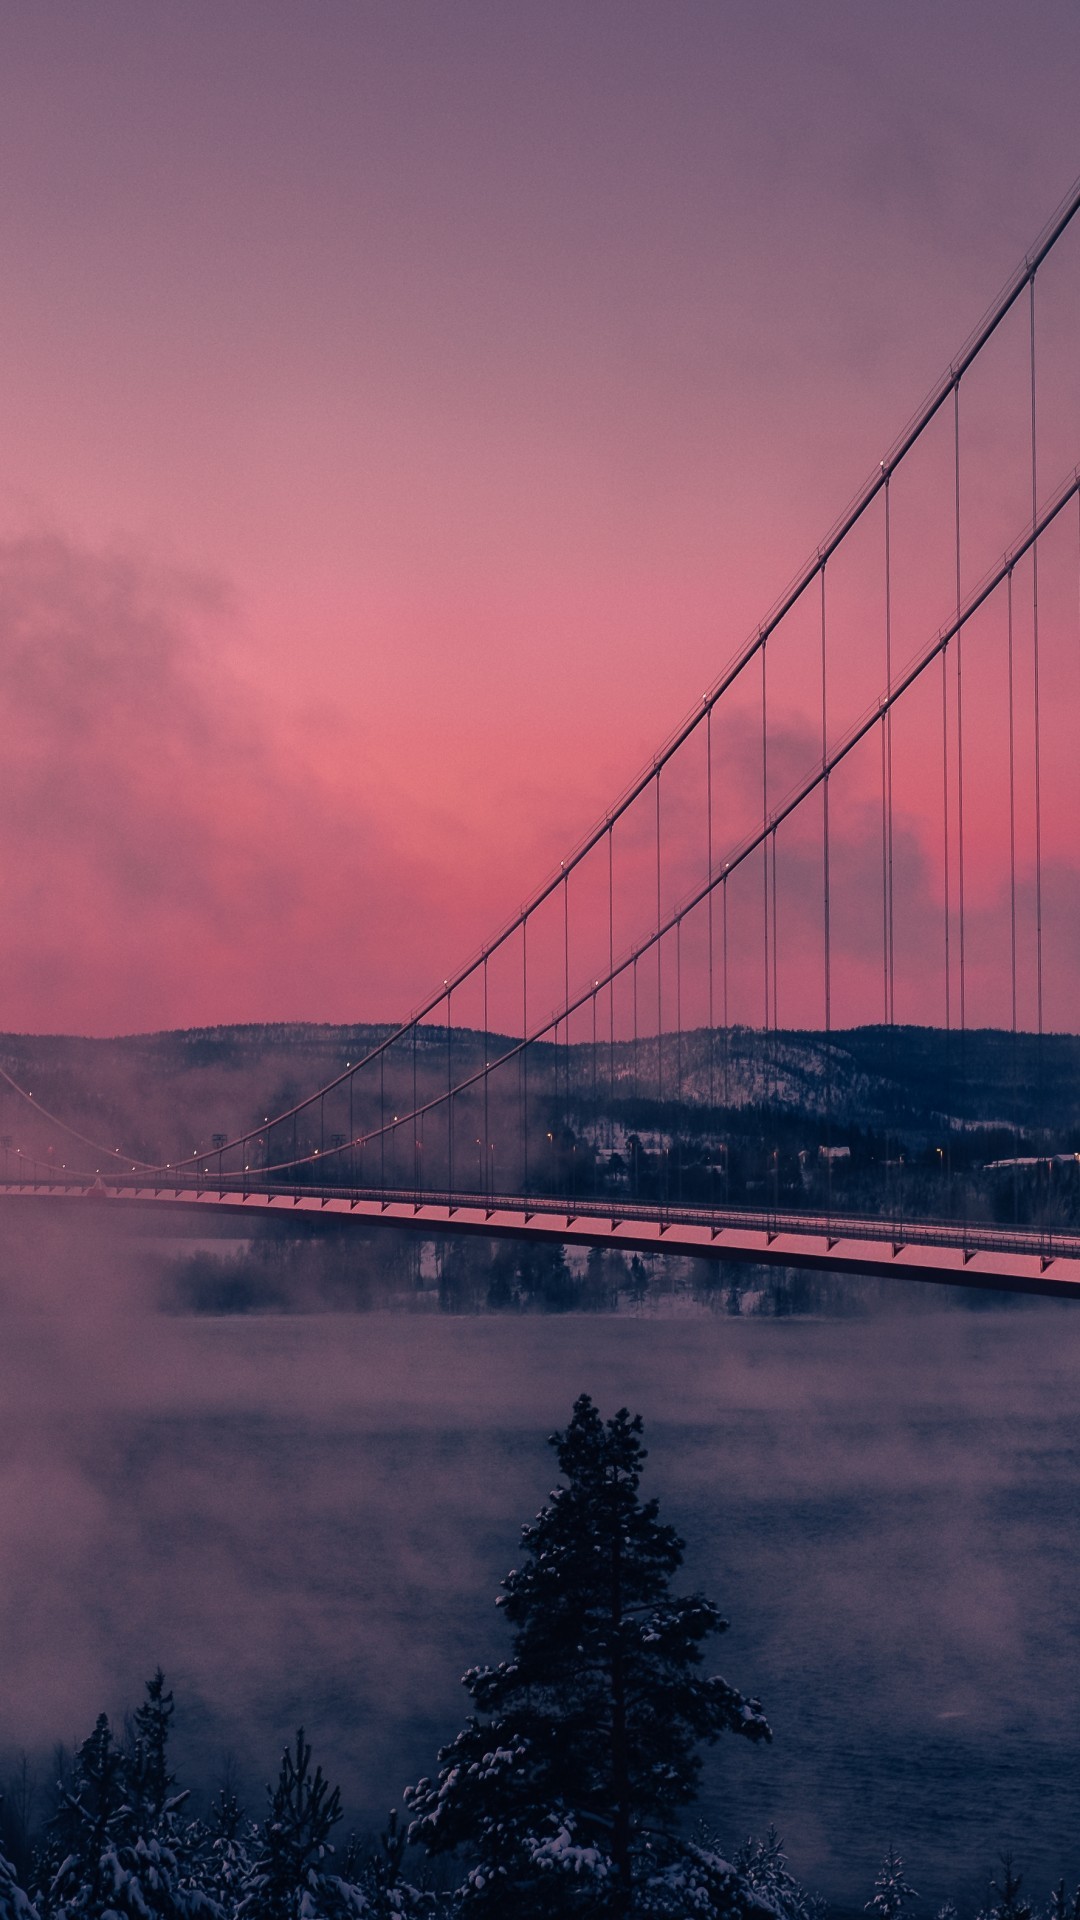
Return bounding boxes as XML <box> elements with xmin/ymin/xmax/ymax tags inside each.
<box><xmin>3</xmin><ymin>1184</ymin><xmax>1079</xmax><ymax>1300</ymax></box>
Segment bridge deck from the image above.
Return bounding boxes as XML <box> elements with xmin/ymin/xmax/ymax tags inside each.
<box><xmin>2</xmin><ymin>1181</ymin><xmax>1078</xmax><ymax>1298</ymax></box>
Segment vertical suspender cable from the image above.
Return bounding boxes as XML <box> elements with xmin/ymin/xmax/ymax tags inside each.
<box><xmin>632</xmin><ymin>953</ymin><xmax>639</xmax><ymax>1198</ymax></box>
<box><xmin>771</xmin><ymin>826</ymin><xmax>780</xmax><ymax>1214</ymax></box>
<box><xmin>881</xmin><ymin>670</ymin><xmax>890</xmax><ymax>1024</ymax></box>
<box><xmin>880</xmin><ymin>478</ymin><xmax>892</xmax><ymax>1216</ymax></box>
<box><xmin>884</xmin><ymin>473</ymin><xmax>896</xmax><ymax>1217</ymax></box>
<box><xmin>608</xmin><ymin>825</ymin><xmax>615</xmax><ymax>1145</ymax></box>
<box><xmin>722</xmin><ymin>876</ymin><xmax>730</xmax><ymax>1207</ymax></box>
<box><xmin>1007</xmin><ymin>568</ymin><xmax>1018</xmax><ymax>1032</ymax></box>
<box><xmin>675</xmin><ymin>914</ymin><xmax>683</xmax><ymax>1204</ymax></box>
<box><xmin>821</xmin><ymin>565</ymin><xmax>832</xmax><ymax>1227</ymax></box>
<box><xmin>655</xmin><ymin>771</ymin><xmax>663</xmax><ymax>1108</ymax></box>
<box><xmin>761</xmin><ymin>643</ymin><xmax>770</xmax><ymax>1039</ymax></box>
<box><xmin>521</xmin><ymin>922</ymin><xmax>529</xmax><ymax>1193</ymax></box>
<box><xmin>675</xmin><ymin>915</ymin><xmax>683</xmax><ymax>1108</ymax></box>
<box><xmin>653</xmin><ymin>768</ymin><xmax>661</xmax><ymax>1113</ymax></box>
<box><xmin>941</xmin><ymin>664</ymin><xmax>952</xmax><ymax>1029</ymax></box>
<box><xmin>1030</xmin><ymin>274</ymin><xmax>1045</xmax><ymax>1045</ymax></box>
<box><xmin>412</xmin><ymin>1025</ymin><xmax>419</xmax><ymax>1194</ymax></box>
<box><xmin>761</xmin><ymin>640</ymin><xmax>772</xmax><ymax>1203</ymax></box>
<box><xmin>1029</xmin><ymin>272</ymin><xmax>1046</xmax><ymax>1220</ymax></box>
<box><xmin>764</xmin><ymin>825</ymin><xmax>772</xmax><ymax>1036</ymax></box>
<box><xmin>563</xmin><ymin>868</ymin><xmax>570</xmax><ymax>1168</ymax></box>
<box><xmin>955</xmin><ymin>383</ymin><xmax>966</xmax><ymax>1033</ymax></box>
<box><xmin>954</xmin><ymin>379</ymin><xmax>967</xmax><ymax>1229</ymax></box>
<box><xmin>1007</xmin><ymin>565</ymin><xmax>1019</xmax><ymax>1219</ymax></box>
<box><xmin>483</xmin><ymin>955</ymin><xmax>489</xmax><ymax>1200</ymax></box>
<box><xmin>884</xmin><ymin>474</ymin><xmax>895</xmax><ymax>1020</ymax></box>
<box><xmin>550</xmin><ymin>1007</ymin><xmax>557</xmax><ymax>1157</ymax></box>
<box><xmin>707</xmin><ymin>705</ymin><xmax>715</xmax><ymax>1116</ymax></box>
<box><xmin>940</xmin><ymin>480</ymin><xmax>953</xmax><ymax>1208</ymax></box>
<box><xmin>591</xmin><ymin>986</ymin><xmax>598</xmax><ymax>1189</ymax></box>
<box><xmin>444</xmin><ymin>991</ymin><xmax>451</xmax><ymax>1194</ymax></box>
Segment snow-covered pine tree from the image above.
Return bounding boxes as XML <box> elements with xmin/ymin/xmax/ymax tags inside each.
<box><xmin>0</xmin><ymin>1780</ymin><xmax>37</xmax><ymax>1920</ymax></box>
<box><xmin>865</xmin><ymin>1846</ymin><xmax>917</xmax><ymax>1920</ymax></box>
<box><xmin>43</xmin><ymin>1684</ymin><xmax>220</xmax><ymax>1920</ymax></box>
<box><xmin>980</xmin><ymin>1857</ymin><xmax>1032</xmax><ymax>1920</ymax></box>
<box><xmin>353</xmin><ymin>1812</ymin><xmax>439</xmax><ymax>1919</ymax></box>
<box><xmin>238</xmin><ymin>1730</ymin><xmax>368</xmax><ymax>1920</ymax></box>
<box><xmin>1047</xmin><ymin>1880</ymin><xmax>1080</xmax><ymax>1920</ymax></box>
<box><xmin>406</xmin><ymin>1394</ymin><xmax>771</xmax><ymax>1919</ymax></box>
<box><xmin>0</xmin><ymin>1821</ymin><xmax>38</xmax><ymax>1920</ymax></box>
<box><xmin>45</xmin><ymin>1712</ymin><xmax>128</xmax><ymax>1917</ymax></box>
<box><xmin>637</xmin><ymin>1834</ymin><xmax>775</xmax><ymax>1920</ymax></box>
<box><xmin>128</xmin><ymin>1671</ymin><xmax>176</xmax><ymax>1830</ymax></box>
<box><xmin>736</xmin><ymin>1826</ymin><xmax>820</xmax><ymax>1920</ymax></box>
<box><xmin>183</xmin><ymin>1786</ymin><xmax>256</xmax><ymax>1915</ymax></box>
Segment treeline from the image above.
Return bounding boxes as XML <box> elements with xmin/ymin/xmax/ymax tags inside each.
<box><xmin>163</xmin><ymin>1228</ymin><xmax>1015</xmax><ymax>1319</ymax></box>
<box><xmin>162</xmin><ymin>1230</ymin><xmax>701</xmax><ymax>1315</ymax></box>
<box><xmin>1</xmin><ymin>1401</ymin><xmax>1073</xmax><ymax>1918</ymax></box>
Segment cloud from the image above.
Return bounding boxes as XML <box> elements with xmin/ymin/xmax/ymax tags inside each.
<box><xmin>0</xmin><ymin>534</ymin><xmax>433</xmax><ymax>1033</ymax></box>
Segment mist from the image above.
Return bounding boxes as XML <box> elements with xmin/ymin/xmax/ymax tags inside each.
<box><xmin>1</xmin><ymin>1210</ymin><xmax>1078</xmax><ymax>1908</ymax></box>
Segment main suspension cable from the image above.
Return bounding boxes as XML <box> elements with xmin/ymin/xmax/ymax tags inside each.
<box><xmin>11</xmin><ymin>187</ymin><xmax>1080</xmax><ymax>1187</ymax></box>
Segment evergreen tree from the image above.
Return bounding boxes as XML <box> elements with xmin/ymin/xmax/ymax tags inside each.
<box><xmin>238</xmin><ymin>1730</ymin><xmax>368</xmax><ymax>1919</ymax></box>
<box><xmin>43</xmin><ymin>1684</ymin><xmax>219</xmax><ymax>1920</ymax></box>
<box><xmin>45</xmin><ymin>1713</ymin><xmax>128</xmax><ymax>1917</ymax></box>
<box><xmin>865</xmin><ymin>1847</ymin><xmax>917</xmax><ymax>1920</ymax></box>
<box><xmin>1</xmin><ymin>1761</ymin><xmax>36</xmax><ymax>1894</ymax></box>
<box><xmin>635</xmin><ymin>1835</ymin><xmax>773</xmax><ymax>1920</ymax></box>
<box><xmin>622</xmin><ymin>1256</ymin><xmax>649</xmax><ymax>1310</ymax></box>
<box><xmin>582</xmin><ymin>1246</ymin><xmax>613</xmax><ymax>1311</ymax></box>
<box><xmin>0</xmin><ymin>1811</ymin><xmax>38</xmax><ymax>1920</ymax></box>
<box><xmin>981</xmin><ymin>1858</ymin><xmax>1031</xmax><ymax>1920</ymax></box>
<box><xmin>129</xmin><ymin>1672</ymin><xmax>176</xmax><ymax>1829</ymax></box>
<box><xmin>1047</xmin><ymin>1881</ymin><xmax>1080</xmax><ymax>1920</ymax></box>
<box><xmin>736</xmin><ymin>1827</ymin><xmax>819</xmax><ymax>1920</ymax></box>
<box><xmin>354</xmin><ymin>1813</ymin><xmax>436</xmax><ymax>1919</ymax></box>
<box><xmin>0</xmin><ymin>1854</ymin><xmax>37</xmax><ymax>1920</ymax></box>
<box><xmin>406</xmin><ymin>1394</ymin><xmax>771</xmax><ymax>1918</ymax></box>
<box><xmin>185</xmin><ymin>1787</ymin><xmax>255</xmax><ymax>1914</ymax></box>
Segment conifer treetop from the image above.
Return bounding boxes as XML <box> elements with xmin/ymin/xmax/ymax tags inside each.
<box><xmin>407</xmin><ymin>1394</ymin><xmax>771</xmax><ymax>1917</ymax></box>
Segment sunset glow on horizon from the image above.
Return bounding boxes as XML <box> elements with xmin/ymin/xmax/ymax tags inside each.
<box><xmin>1</xmin><ymin>2</ymin><xmax>1079</xmax><ymax>1036</ymax></box>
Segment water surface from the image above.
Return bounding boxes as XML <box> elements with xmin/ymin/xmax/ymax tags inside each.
<box><xmin>1</xmin><ymin>1264</ymin><xmax>1077</xmax><ymax>1908</ymax></box>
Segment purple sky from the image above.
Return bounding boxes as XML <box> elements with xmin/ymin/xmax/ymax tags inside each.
<box><xmin>0</xmin><ymin>2</ymin><xmax>1077</xmax><ymax>1032</ymax></box>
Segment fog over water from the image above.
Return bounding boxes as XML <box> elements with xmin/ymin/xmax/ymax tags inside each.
<box><xmin>1</xmin><ymin>1218</ymin><xmax>1079</xmax><ymax>1909</ymax></box>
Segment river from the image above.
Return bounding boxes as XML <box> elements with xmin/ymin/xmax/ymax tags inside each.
<box><xmin>1</xmin><ymin>1244</ymin><xmax>1077</xmax><ymax>1909</ymax></box>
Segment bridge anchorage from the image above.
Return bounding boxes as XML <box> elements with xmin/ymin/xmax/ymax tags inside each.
<box><xmin>4</xmin><ymin>178</ymin><xmax>1080</xmax><ymax>1300</ymax></box>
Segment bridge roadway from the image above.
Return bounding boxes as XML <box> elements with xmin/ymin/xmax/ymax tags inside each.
<box><xmin>1</xmin><ymin>1177</ymin><xmax>1078</xmax><ymax>1298</ymax></box>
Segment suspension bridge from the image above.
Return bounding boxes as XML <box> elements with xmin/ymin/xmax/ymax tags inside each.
<box><xmin>4</xmin><ymin>182</ymin><xmax>1080</xmax><ymax>1299</ymax></box>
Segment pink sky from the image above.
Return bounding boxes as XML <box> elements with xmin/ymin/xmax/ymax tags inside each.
<box><xmin>0</xmin><ymin>2</ymin><xmax>1078</xmax><ymax>1035</ymax></box>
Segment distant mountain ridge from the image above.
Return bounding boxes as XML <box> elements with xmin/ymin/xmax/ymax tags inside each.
<box><xmin>0</xmin><ymin>1022</ymin><xmax>1076</xmax><ymax>1172</ymax></box>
